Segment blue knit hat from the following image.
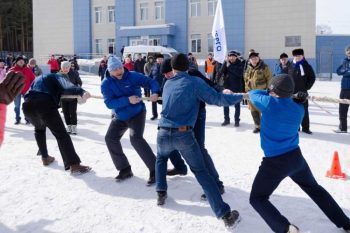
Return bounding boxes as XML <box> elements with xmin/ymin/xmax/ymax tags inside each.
<box><xmin>107</xmin><ymin>56</ymin><xmax>123</xmax><ymax>71</ymax></box>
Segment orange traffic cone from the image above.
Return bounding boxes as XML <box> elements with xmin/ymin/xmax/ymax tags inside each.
<box><xmin>326</xmin><ymin>151</ymin><xmax>346</xmax><ymax>179</ymax></box>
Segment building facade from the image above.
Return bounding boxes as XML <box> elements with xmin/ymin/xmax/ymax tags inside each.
<box><xmin>33</xmin><ymin>0</ymin><xmax>316</xmax><ymax>68</ymax></box>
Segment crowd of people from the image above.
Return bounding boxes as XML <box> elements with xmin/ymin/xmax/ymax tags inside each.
<box><xmin>1</xmin><ymin>46</ymin><xmax>350</xmax><ymax>233</ymax></box>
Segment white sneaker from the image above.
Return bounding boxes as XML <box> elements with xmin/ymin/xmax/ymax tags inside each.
<box><xmin>287</xmin><ymin>224</ymin><xmax>300</xmax><ymax>233</ymax></box>
<box><xmin>66</xmin><ymin>125</ymin><xmax>72</xmax><ymax>134</ymax></box>
<box><xmin>71</xmin><ymin>125</ymin><xmax>77</xmax><ymax>135</ymax></box>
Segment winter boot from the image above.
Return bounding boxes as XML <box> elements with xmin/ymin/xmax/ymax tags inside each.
<box><xmin>301</xmin><ymin>128</ymin><xmax>312</xmax><ymax>134</ymax></box>
<box><xmin>234</xmin><ymin>121</ymin><xmax>240</xmax><ymax>127</ymax></box>
<box><xmin>147</xmin><ymin>170</ymin><xmax>156</xmax><ymax>186</ymax></box>
<box><xmin>201</xmin><ymin>186</ymin><xmax>225</xmax><ymax>201</ymax></box>
<box><xmin>253</xmin><ymin>128</ymin><xmax>260</xmax><ymax>134</ymax></box>
<box><xmin>71</xmin><ymin>125</ymin><xmax>77</xmax><ymax>135</ymax></box>
<box><xmin>115</xmin><ymin>166</ymin><xmax>133</xmax><ymax>182</ymax></box>
<box><xmin>70</xmin><ymin>164</ymin><xmax>92</xmax><ymax>175</ymax></box>
<box><xmin>42</xmin><ymin>156</ymin><xmax>55</xmax><ymax>166</ymax></box>
<box><xmin>251</xmin><ymin>111</ymin><xmax>261</xmax><ymax>130</ymax></box>
<box><xmin>166</xmin><ymin>168</ymin><xmax>187</xmax><ymax>176</ymax></box>
<box><xmin>66</xmin><ymin>125</ymin><xmax>72</xmax><ymax>134</ymax></box>
<box><xmin>222</xmin><ymin>210</ymin><xmax>241</xmax><ymax>229</ymax></box>
<box><xmin>343</xmin><ymin>221</ymin><xmax>350</xmax><ymax>232</ymax></box>
<box><xmin>286</xmin><ymin>224</ymin><xmax>300</xmax><ymax>233</ymax></box>
<box><xmin>157</xmin><ymin>191</ymin><xmax>167</xmax><ymax>206</ymax></box>
<box><xmin>221</xmin><ymin>119</ymin><xmax>230</xmax><ymax>126</ymax></box>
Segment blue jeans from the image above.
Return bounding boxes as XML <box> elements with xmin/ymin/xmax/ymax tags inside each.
<box><xmin>223</xmin><ymin>102</ymin><xmax>240</xmax><ymax>122</ymax></box>
<box><xmin>156</xmin><ymin>129</ymin><xmax>230</xmax><ymax>218</ymax></box>
<box><xmin>14</xmin><ymin>94</ymin><xmax>22</xmax><ymax>122</ymax></box>
<box><xmin>169</xmin><ymin>108</ymin><xmax>223</xmax><ymax>189</ymax></box>
<box><xmin>249</xmin><ymin>147</ymin><xmax>350</xmax><ymax>233</ymax></box>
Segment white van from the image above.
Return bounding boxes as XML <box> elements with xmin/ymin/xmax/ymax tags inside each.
<box><xmin>122</xmin><ymin>45</ymin><xmax>178</xmax><ymax>60</ymax></box>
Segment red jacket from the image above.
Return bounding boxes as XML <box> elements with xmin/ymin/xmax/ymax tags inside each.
<box><xmin>47</xmin><ymin>58</ymin><xmax>59</xmax><ymax>71</ymax></box>
<box><xmin>9</xmin><ymin>65</ymin><xmax>36</xmax><ymax>94</ymax></box>
<box><xmin>123</xmin><ymin>62</ymin><xmax>134</xmax><ymax>71</ymax></box>
<box><xmin>0</xmin><ymin>104</ymin><xmax>6</xmax><ymax>147</ymax></box>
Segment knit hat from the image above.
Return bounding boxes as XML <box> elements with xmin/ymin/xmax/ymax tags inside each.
<box><xmin>14</xmin><ymin>56</ymin><xmax>24</xmax><ymax>63</ymax></box>
<box><xmin>107</xmin><ymin>56</ymin><xmax>123</xmax><ymax>71</ymax></box>
<box><xmin>248</xmin><ymin>52</ymin><xmax>259</xmax><ymax>59</ymax></box>
<box><xmin>228</xmin><ymin>50</ymin><xmax>240</xmax><ymax>57</ymax></box>
<box><xmin>292</xmin><ymin>48</ymin><xmax>304</xmax><ymax>56</ymax></box>
<box><xmin>160</xmin><ymin>58</ymin><xmax>172</xmax><ymax>74</ymax></box>
<box><xmin>279</xmin><ymin>53</ymin><xmax>288</xmax><ymax>59</ymax></box>
<box><xmin>61</xmin><ymin>61</ymin><xmax>71</xmax><ymax>69</ymax></box>
<box><xmin>269</xmin><ymin>74</ymin><xmax>295</xmax><ymax>98</ymax></box>
<box><xmin>171</xmin><ymin>53</ymin><xmax>189</xmax><ymax>72</ymax></box>
<box><xmin>155</xmin><ymin>54</ymin><xmax>164</xmax><ymax>59</ymax></box>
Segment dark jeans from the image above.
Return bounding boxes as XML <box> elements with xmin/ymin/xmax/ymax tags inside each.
<box><xmin>152</xmin><ymin>102</ymin><xmax>158</xmax><ymax>117</ymax></box>
<box><xmin>169</xmin><ymin>108</ymin><xmax>223</xmax><ymax>189</ymax></box>
<box><xmin>301</xmin><ymin>100</ymin><xmax>310</xmax><ymax>131</ymax></box>
<box><xmin>249</xmin><ymin>147</ymin><xmax>350</xmax><ymax>233</ymax></box>
<box><xmin>339</xmin><ymin>89</ymin><xmax>350</xmax><ymax>131</ymax></box>
<box><xmin>61</xmin><ymin>100</ymin><xmax>78</xmax><ymax>125</ymax></box>
<box><xmin>223</xmin><ymin>102</ymin><xmax>240</xmax><ymax>123</ymax></box>
<box><xmin>105</xmin><ymin>110</ymin><xmax>156</xmax><ymax>171</ymax></box>
<box><xmin>156</xmin><ymin>129</ymin><xmax>230</xmax><ymax>218</ymax></box>
<box><xmin>22</xmin><ymin>97</ymin><xmax>81</xmax><ymax>169</ymax></box>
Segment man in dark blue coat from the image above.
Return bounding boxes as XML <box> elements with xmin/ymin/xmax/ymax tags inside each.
<box><xmin>148</xmin><ymin>54</ymin><xmax>164</xmax><ymax>120</ymax></box>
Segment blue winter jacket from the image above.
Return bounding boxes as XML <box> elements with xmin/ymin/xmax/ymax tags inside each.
<box><xmin>159</xmin><ymin>71</ymin><xmax>243</xmax><ymax>128</ymax></box>
<box><xmin>24</xmin><ymin>73</ymin><xmax>85</xmax><ymax>107</ymax></box>
<box><xmin>101</xmin><ymin>69</ymin><xmax>160</xmax><ymax>121</ymax></box>
<box><xmin>249</xmin><ymin>90</ymin><xmax>304</xmax><ymax>157</ymax></box>
<box><xmin>336</xmin><ymin>58</ymin><xmax>350</xmax><ymax>90</ymax></box>
<box><xmin>273</xmin><ymin>61</ymin><xmax>291</xmax><ymax>76</ymax></box>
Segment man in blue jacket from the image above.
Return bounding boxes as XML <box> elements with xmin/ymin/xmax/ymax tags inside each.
<box><xmin>335</xmin><ymin>45</ymin><xmax>350</xmax><ymax>133</ymax></box>
<box><xmin>101</xmin><ymin>56</ymin><xmax>160</xmax><ymax>185</ymax></box>
<box><xmin>155</xmin><ymin>53</ymin><xmax>244</xmax><ymax>229</ymax></box>
<box><xmin>248</xmin><ymin>74</ymin><xmax>350</xmax><ymax>233</ymax></box>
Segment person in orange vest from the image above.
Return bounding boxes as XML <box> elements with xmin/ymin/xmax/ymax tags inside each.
<box><xmin>204</xmin><ymin>53</ymin><xmax>215</xmax><ymax>81</ymax></box>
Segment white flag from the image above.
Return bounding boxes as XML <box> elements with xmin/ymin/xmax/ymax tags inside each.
<box><xmin>211</xmin><ymin>0</ymin><xmax>227</xmax><ymax>64</ymax></box>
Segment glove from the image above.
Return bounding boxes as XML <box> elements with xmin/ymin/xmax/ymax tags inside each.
<box><xmin>293</xmin><ymin>91</ymin><xmax>308</xmax><ymax>104</ymax></box>
<box><xmin>79</xmin><ymin>91</ymin><xmax>91</xmax><ymax>104</ymax></box>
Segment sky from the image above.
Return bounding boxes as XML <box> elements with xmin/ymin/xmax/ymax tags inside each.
<box><xmin>317</xmin><ymin>0</ymin><xmax>350</xmax><ymax>34</ymax></box>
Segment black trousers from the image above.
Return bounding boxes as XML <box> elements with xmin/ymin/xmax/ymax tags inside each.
<box><xmin>339</xmin><ymin>89</ymin><xmax>350</xmax><ymax>131</ymax></box>
<box><xmin>61</xmin><ymin>100</ymin><xmax>78</xmax><ymax>125</ymax></box>
<box><xmin>105</xmin><ymin>110</ymin><xmax>156</xmax><ymax>171</ymax></box>
<box><xmin>301</xmin><ymin>100</ymin><xmax>310</xmax><ymax>131</ymax></box>
<box><xmin>152</xmin><ymin>102</ymin><xmax>158</xmax><ymax>117</ymax></box>
<box><xmin>22</xmin><ymin>98</ymin><xmax>81</xmax><ymax>169</ymax></box>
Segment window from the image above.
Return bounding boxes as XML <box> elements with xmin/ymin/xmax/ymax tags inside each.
<box><xmin>149</xmin><ymin>38</ymin><xmax>161</xmax><ymax>46</ymax></box>
<box><xmin>95</xmin><ymin>39</ymin><xmax>102</xmax><ymax>54</ymax></box>
<box><xmin>191</xmin><ymin>34</ymin><xmax>201</xmax><ymax>53</ymax></box>
<box><xmin>207</xmin><ymin>33</ymin><xmax>213</xmax><ymax>52</ymax></box>
<box><xmin>208</xmin><ymin>0</ymin><xmax>217</xmax><ymax>16</ymax></box>
<box><xmin>107</xmin><ymin>39</ymin><xmax>115</xmax><ymax>54</ymax></box>
<box><xmin>155</xmin><ymin>1</ymin><xmax>164</xmax><ymax>20</ymax></box>
<box><xmin>95</xmin><ymin>7</ymin><xmax>102</xmax><ymax>23</ymax></box>
<box><xmin>108</xmin><ymin>6</ymin><xmax>115</xmax><ymax>23</ymax></box>
<box><xmin>285</xmin><ymin>36</ymin><xmax>301</xmax><ymax>47</ymax></box>
<box><xmin>190</xmin><ymin>0</ymin><xmax>201</xmax><ymax>17</ymax></box>
<box><xmin>140</xmin><ymin>3</ymin><xmax>148</xmax><ymax>21</ymax></box>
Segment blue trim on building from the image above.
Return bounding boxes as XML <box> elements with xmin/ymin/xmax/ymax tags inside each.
<box><xmin>116</xmin><ymin>0</ymin><xmax>136</xmax><ymax>55</ymax></box>
<box><xmin>165</xmin><ymin>0</ymin><xmax>188</xmax><ymax>53</ymax></box>
<box><xmin>73</xmin><ymin>0</ymin><xmax>92</xmax><ymax>55</ymax></box>
<box><xmin>222</xmin><ymin>0</ymin><xmax>245</xmax><ymax>55</ymax></box>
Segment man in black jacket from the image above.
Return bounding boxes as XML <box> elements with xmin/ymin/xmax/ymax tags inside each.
<box><xmin>134</xmin><ymin>54</ymin><xmax>146</xmax><ymax>75</ymax></box>
<box><xmin>217</xmin><ymin>51</ymin><xmax>244</xmax><ymax>127</ymax></box>
<box><xmin>288</xmin><ymin>48</ymin><xmax>316</xmax><ymax>134</ymax></box>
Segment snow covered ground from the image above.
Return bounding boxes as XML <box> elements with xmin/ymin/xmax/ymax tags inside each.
<box><xmin>0</xmin><ymin>74</ymin><xmax>349</xmax><ymax>233</ymax></box>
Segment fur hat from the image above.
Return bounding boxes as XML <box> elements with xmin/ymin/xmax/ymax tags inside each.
<box><xmin>269</xmin><ymin>74</ymin><xmax>295</xmax><ymax>98</ymax></box>
<box><xmin>160</xmin><ymin>58</ymin><xmax>172</xmax><ymax>74</ymax></box>
<box><xmin>292</xmin><ymin>48</ymin><xmax>304</xmax><ymax>56</ymax></box>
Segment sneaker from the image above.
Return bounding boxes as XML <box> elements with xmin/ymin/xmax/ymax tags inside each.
<box><xmin>333</xmin><ymin>129</ymin><xmax>347</xmax><ymax>133</ymax></box>
<box><xmin>150</xmin><ymin>116</ymin><xmax>158</xmax><ymax>121</ymax></box>
<box><xmin>147</xmin><ymin>170</ymin><xmax>155</xmax><ymax>186</ymax></box>
<box><xmin>115</xmin><ymin>166</ymin><xmax>133</xmax><ymax>182</ymax></box>
<box><xmin>71</xmin><ymin>125</ymin><xmax>77</xmax><ymax>135</ymax></box>
<box><xmin>302</xmin><ymin>129</ymin><xmax>312</xmax><ymax>134</ymax></box>
<box><xmin>286</xmin><ymin>224</ymin><xmax>300</xmax><ymax>233</ymax></box>
<box><xmin>221</xmin><ymin>120</ymin><xmax>230</xmax><ymax>126</ymax></box>
<box><xmin>222</xmin><ymin>210</ymin><xmax>241</xmax><ymax>229</ymax></box>
<box><xmin>42</xmin><ymin>156</ymin><xmax>55</xmax><ymax>166</ymax></box>
<box><xmin>70</xmin><ymin>164</ymin><xmax>92</xmax><ymax>175</ymax></box>
<box><xmin>201</xmin><ymin>186</ymin><xmax>225</xmax><ymax>201</ymax></box>
<box><xmin>66</xmin><ymin>125</ymin><xmax>72</xmax><ymax>134</ymax></box>
<box><xmin>166</xmin><ymin>168</ymin><xmax>187</xmax><ymax>176</ymax></box>
<box><xmin>253</xmin><ymin>128</ymin><xmax>260</xmax><ymax>133</ymax></box>
<box><xmin>157</xmin><ymin>191</ymin><xmax>167</xmax><ymax>206</ymax></box>
<box><xmin>234</xmin><ymin>122</ymin><xmax>240</xmax><ymax>127</ymax></box>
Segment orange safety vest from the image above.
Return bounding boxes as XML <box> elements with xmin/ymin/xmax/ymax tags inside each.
<box><xmin>206</xmin><ymin>59</ymin><xmax>214</xmax><ymax>74</ymax></box>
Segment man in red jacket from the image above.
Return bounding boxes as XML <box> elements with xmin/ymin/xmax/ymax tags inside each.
<box><xmin>47</xmin><ymin>54</ymin><xmax>59</xmax><ymax>73</ymax></box>
<box><xmin>9</xmin><ymin>56</ymin><xmax>35</xmax><ymax>124</ymax></box>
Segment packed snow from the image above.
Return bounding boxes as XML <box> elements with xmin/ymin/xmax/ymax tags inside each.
<box><xmin>0</xmin><ymin>73</ymin><xmax>349</xmax><ymax>233</ymax></box>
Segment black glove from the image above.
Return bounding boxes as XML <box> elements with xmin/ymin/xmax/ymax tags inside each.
<box><xmin>293</xmin><ymin>91</ymin><xmax>308</xmax><ymax>104</ymax></box>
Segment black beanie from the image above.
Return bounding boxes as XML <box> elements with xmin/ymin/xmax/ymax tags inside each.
<box><xmin>14</xmin><ymin>56</ymin><xmax>24</xmax><ymax>63</ymax></box>
<box><xmin>171</xmin><ymin>53</ymin><xmax>189</xmax><ymax>72</ymax></box>
<box><xmin>269</xmin><ymin>74</ymin><xmax>295</xmax><ymax>98</ymax></box>
<box><xmin>279</xmin><ymin>53</ymin><xmax>288</xmax><ymax>59</ymax></box>
<box><xmin>292</xmin><ymin>48</ymin><xmax>304</xmax><ymax>56</ymax></box>
<box><xmin>160</xmin><ymin>58</ymin><xmax>172</xmax><ymax>74</ymax></box>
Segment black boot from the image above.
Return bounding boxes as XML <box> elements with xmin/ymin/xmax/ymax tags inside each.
<box><xmin>147</xmin><ymin>170</ymin><xmax>155</xmax><ymax>186</ymax></box>
<box><xmin>251</xmin><ymin>111</ymin><xmax>261</xmax><ymax>131</ymax></box>
<box><xmin>157</xmin><ymin>191</ymin><xmax>167</xmax><ymax>206</ymax></box>
<box><xmin>221</xmin><ymin>119</ymin><xmax>230</xmax><ymax>126</ymax></box>
<box><xmin>253</xmin><ymin>128</ymin><xmax>260</xmax><ymax>134</ymax></box>
<box><xmin>115</xmin><ymin>166</ymin><xmax>133</xmax><ymax>182</ymax></box>
<box><xmin>166</xmin><ymin>168</ymin><xmax>187</xmax><ymax>176</ymax></box>
<box><xmin>343</xmin><ymin>221</ymin><xmax>350</xmax><ymax>232</ymax></box>
<box><xmin>302</xmin><ymin>128</ymin><xmax>312</xmax><ymax>134</ymax></box>
<box><xmin>222</xmin><ymin>210</ymin><xmax>240</xmax><ymax>229</ymax></box>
